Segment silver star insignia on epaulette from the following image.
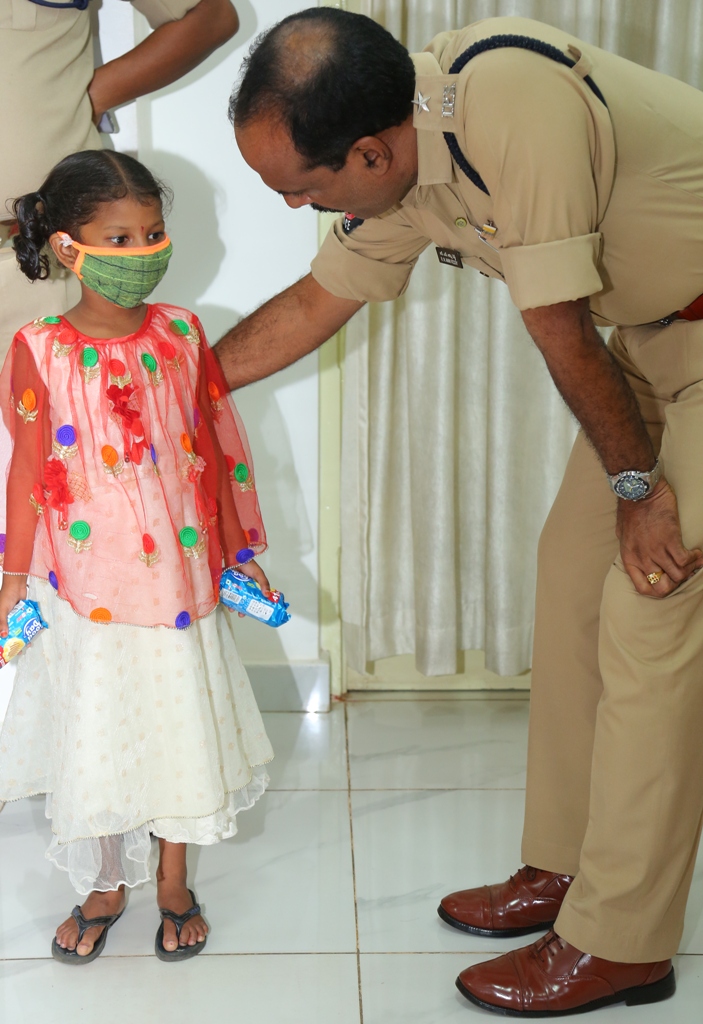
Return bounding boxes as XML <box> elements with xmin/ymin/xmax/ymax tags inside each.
<box><xmin>412</xmin><ymin>91</ymin><xmax>430</xmax><ymax>113</ymax></box>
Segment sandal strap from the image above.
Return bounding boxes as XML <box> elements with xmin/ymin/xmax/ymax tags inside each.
<box><xmin>158</xmin><ymin>901</ymin><xmax>202</xmax><ymax>940</ymax></box>
<box><xmin>70</xmin><ymin>905</ymin><xmax>122</xmax><ymax>943</ymax></box>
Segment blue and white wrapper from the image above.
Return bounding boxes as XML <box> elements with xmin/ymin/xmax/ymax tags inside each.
<box><xmin>219</xmin><ymin>569</ymin><xmax>291</xmax><ymax>627</ymax></box>
<box><xmin>0</xmin><ymin>598</ymin><xmax>48</xmax><ymax>666</ymax></box>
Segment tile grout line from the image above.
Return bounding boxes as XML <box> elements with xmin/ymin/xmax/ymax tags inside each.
<box><xmin>344</xmin><ymin>703</ymin><xmax>364</xmax><ymax>1024</ymax></box>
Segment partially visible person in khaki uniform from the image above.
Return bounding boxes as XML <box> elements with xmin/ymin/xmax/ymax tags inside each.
<box><xmin>0</xmin><ymin>0</ymin><xmax>239</xmax><ymax>356</ymax></box>
<box><xmin>214</xmin><ymin>8</ymin><xmax>703</xmax><ymax>1016</ymax></box>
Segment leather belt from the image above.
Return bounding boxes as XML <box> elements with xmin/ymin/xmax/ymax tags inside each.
<box><xmin>659</xmin><ymin>293</ymin><xmax>703</xmax><ymax>325</ymax></box>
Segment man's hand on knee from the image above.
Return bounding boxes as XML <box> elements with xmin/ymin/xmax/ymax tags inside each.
<box><xmin>617</xmin><ymin>479</ymin><xmax>703</xmax><ymax>597</ymax></box>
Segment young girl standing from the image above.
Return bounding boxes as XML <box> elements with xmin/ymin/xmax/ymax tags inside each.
<box><xmin>0</xmin><ymin>150</ymin><xmax>273</xmax><ymax>963</ymax></box>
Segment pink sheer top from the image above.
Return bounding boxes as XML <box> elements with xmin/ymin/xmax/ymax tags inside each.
<box><xmin>0</xmin><ymin>304</ymin><xmax>266</xmax><ymax>629</ymax></box>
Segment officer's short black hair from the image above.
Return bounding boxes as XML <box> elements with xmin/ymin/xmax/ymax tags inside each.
<box><xmin>229</xmin><ymin>8</ymin><xmax>415</xmax><ymax>172</ymax></box>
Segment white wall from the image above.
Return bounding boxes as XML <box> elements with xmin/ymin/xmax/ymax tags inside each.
<box><xmin>98</xmin><ymin>0</ymin><xmax>321</xmax><ymax>666</ymax></box>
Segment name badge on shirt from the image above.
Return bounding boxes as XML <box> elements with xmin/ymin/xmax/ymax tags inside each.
<box><xmin>436</xmin><ymin>247</ymin><xmax>464</xmax><ymax>269</ymax></box>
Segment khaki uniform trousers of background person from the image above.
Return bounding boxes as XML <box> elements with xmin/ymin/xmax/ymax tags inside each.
<box><xmin>524</xmin><ymin>319</ymin><xmax>703</xmax><ymax>964</ymax></box>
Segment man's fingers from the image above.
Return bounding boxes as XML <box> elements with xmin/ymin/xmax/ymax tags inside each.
<box><xmin>626</xmin><ymin>565</ymin><xmax>680</xmax><ymax>598</ymax></box>
<box><xmin>628</xmin><ymin>565</ymin><xmax>661</xmax><ymax>596</ymax></box>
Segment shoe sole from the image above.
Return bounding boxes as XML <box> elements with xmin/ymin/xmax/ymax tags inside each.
<box><xmin>455</xmin><ymin>966</ymin><xmax>676</xmax><ymax>1017</ymax></box>
<box><xmin>437</xmin><ymin>904</ymin><xmax>556</xmax><ymax>938</ymax></box>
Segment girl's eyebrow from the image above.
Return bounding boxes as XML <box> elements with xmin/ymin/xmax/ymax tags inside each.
<box><xmin>102</xmin><ymin>221</ymin><xmax>165</xmax><ymax>230</ymax></box>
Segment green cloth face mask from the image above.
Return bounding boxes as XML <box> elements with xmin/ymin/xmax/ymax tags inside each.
<box><xmin>59</xmin><ymin>233</ymin><xmax>173</xmax><ymax>308</ymax></box>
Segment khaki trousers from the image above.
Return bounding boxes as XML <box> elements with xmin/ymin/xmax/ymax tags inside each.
<box><xmin>0</xmin><ymin>247</ymin><xmax>79</xmax><ymax>362</ymax></box>
<box><xmin>522</xmin><ymin>319</ymin><xmax>703</xmax><ymax>963</ymax></box>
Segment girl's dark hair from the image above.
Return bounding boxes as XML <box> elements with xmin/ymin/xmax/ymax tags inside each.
<box><xmin>12</xmin><ymin>150</ymin><xmax>172</xmax><ymax>282</ymax></box>
<box><xmin>230</xmin><ymin>8</ymin><xmax>415</xmax><ymax>172</ymax></box>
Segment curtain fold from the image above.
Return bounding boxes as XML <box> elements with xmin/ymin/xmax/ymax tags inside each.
<box><xmin>342</xmin><ymin>0</ymin><xmax>703</xmax><ymax>677</ymax></box>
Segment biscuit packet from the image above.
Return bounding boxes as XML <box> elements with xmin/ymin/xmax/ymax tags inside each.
<box><xmin>0</xmin><ymin>599</ymin><xmax>48</xmax><ymax>667</ymax></box>
<box><xmin>219</xmin><ymin>568</ymin><xmax>291</xmax><ymax>627</ymax></box>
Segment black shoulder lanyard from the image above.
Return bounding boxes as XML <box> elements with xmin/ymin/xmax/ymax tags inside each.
<box><xmin>443</xmin><ymin>34</ymin><xmax>608</xmax><ymax>196</ymax></box>
<box><xmin>26</xmin><ymin>0</ymin><xmax>91</xmax><ymax>9</ymax></box>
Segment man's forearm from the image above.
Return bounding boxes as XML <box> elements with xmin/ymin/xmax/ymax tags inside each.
<box><xmin>89</xmin><ymin>0</ymin><xmax>239</xmax><ymax>119</ymax></box>
<box><xmin>214</xmin><ymin>273</ymin><xmax>363</xmax><ymax>390</ymax></box>
<box><xmin>522</xmin><ymin>298</ymin><xmax>655</xmax><ymax>474</ymax></box>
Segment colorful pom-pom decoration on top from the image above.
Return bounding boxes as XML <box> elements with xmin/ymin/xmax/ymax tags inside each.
<box><xmin>67</xmin><ymin>519</ymin><xmax>92</xmax><ymax>553</ymax></box>
<box><xmin>108</xmin><ymin>358</ymin><xmax>132</xmax><ymax>387</ymax></box>
<box><xmin>89</xmin><ymin>607</ymin><xmax>112</xmax><ymax>623</ymax></box>
<box><xmin>179</xmin><ymin>525</ymin><xmax>205</xmax><ymax>558</ymax></box>
<box><xmin>168</xmin><ymin>318</ymin><xmax>200</xmax><ymax>346</ymax></box>
<box><xmin>234</xmin><ymin>462</ymin><xmax>254</xmax><ymax>492</ymax></box>
<box><xmin>219</xmin><ymin>568</ymin><xmax>291</xmax><ymax>628</ymax></box>
<box><xmin>17</xmin><ymin>388</ymin><xmax>38</xmax><ymax>424</ymax></box>
<box><xmin>208</xmin><ymin>380</ymin><xmax>224</xmax><ymax>417</ymax></box>
<box><xmin>141</xmin><ymin>351</ymin><xmax>163</xmax><ymax>386</ymax></box>
<box><xmin>101</xmin><ymin>444</ymin><xmax>123</xmax><ymax>476</ymax></box>
<box><xmin>53</xmin><ymin>424</ymin><xmax>79</xmax><ymax>460</ymax></box>
<box><xmin>82</xmin><ymin>346</ymin><xmax>100</xmax><ymax>382</ymax></box>
<box><xmin>139</xmin><ymin>532</ymin><xmax>160</xmax><ymax>568</ymax></box>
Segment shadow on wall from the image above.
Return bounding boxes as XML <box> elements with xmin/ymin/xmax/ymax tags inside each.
<box><xmin>146</xmin><ymin>150</ymin><xmax>325</xmax><ymax>659</ymax></box>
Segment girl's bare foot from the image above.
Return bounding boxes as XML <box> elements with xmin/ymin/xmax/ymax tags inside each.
<box><xmin>156</xmin><ymin>838</ymin><xmax>208</xmax><ymax>950</ymax></box>
<box><xmin>54</xmin><ymin>887</ymin><xmax>125</xmax><ymax>957</ymax></box>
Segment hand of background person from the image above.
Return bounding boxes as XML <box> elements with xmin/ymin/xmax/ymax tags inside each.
<box><xmin>0</xmin><ymin>576</ymin><xmax>27</xmax><ymax>638</ymax></box>
<box><xmin>617</xmin><ymin>478</ymin><xmax>703</xmax><ymax>597</ymax></box>
<box><xmin>89</xmin><ymin>0</ymin><xmax>239</xmax><ymax>126</ymax></box>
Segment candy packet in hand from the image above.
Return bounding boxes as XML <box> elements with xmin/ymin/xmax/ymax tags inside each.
<box><xmin>219</xmin><ymin>568</ymin><xmax>291</xmax><ymax>627</ymax></box>
<box><xmin>0</xmin><ymin>599</ymin><xmax>48</xmax><ymax>667</ymax></box>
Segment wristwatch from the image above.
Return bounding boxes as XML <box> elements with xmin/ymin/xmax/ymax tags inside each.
<box><xmin>607</xmin><ymin>460</ymin><xmax>661</xmax><ymax>501</ymax></box>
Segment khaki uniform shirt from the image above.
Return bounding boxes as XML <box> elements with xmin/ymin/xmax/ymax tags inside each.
<box><xmin>311</xmin><ymin>15</ymin><xmax>703</xmax><ymax>327</ymax></box>
<box><xmin>0</xmin><ymin>0</ymin><xmax>198</xmax><ymax>213</ymax></box>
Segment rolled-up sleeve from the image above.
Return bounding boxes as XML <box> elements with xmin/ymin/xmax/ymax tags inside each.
<box><xmin>461</xmin><ymin>48</ymin><xmax>614</xmax><ymax>309</ymax></box>
<box><xmin>311</xmin><ymin>214</ymin><xmax>430</xmax><ymax>303</ymax></box>
<box><xmin>130</xmin><ymin>0</ymin><xmax>201</xmax><ymax>29</ymax></box>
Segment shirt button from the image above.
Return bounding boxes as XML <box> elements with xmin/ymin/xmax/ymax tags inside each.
<box><xmin>455</xmin><ymin>217</ymin><xmax>468</xmax><ymax>228</ymax></box>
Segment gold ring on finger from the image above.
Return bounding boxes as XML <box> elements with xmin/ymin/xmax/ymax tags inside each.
<box><xmin>646</xmin><ymin>571</ymin><xmax>663</xmax><ymax>586</ymax></box>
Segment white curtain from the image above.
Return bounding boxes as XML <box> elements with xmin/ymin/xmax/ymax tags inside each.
<box><xmin>341</xmin><ymin>0</ymin><xmax>703</xmax><ymax>678</ymax></box>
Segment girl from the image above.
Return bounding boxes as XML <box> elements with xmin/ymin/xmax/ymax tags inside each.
<box><xmin>0</xmin><ymin>150</ymin><xmax>273</xmax><ymax>963</ymax></box>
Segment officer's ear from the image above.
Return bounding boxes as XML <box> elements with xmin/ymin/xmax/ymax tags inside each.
<box><xmin>49</xmin><ymin>232</ymin><xmax>79</xmax><ymax>271</ymax></box>
<box><xmin>351</xmin><ymin>136</ymin><xmax>392</xmax><ymax>176</ymax></box>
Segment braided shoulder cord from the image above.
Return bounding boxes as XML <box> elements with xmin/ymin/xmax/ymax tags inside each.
<box><xmin>442</xmin><ymin>34</ymin><xmax>608</xmax><ymax>196</ymax></box>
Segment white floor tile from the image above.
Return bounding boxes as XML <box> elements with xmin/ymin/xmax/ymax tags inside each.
<box><xmin>347</xmin><ymin>700</ymin><xmax>528</xmax><ymax>790</ymax></box>
<box><xmin>352</xmin><ymin>788</ymin><xmax>528</xmax><ymax>954</ymax></box>
<box><xmin>359</xmin><ymin>953</ymin><xmax>703</xmax><ymax>1023</ymax></box>
<box><xmin>0</xmin><ymin>791</ymin><xmax>356</xmax><ymax>958</ymax></box>
<box><xmin>262</xmin><ymin>707</ymin><xmax>347</xmax><ymax>790</ymax></box>
<box><xmin>0</xmin><ymin>954</ymin><xmax>361</xmax><ymax>1024</ymax></box>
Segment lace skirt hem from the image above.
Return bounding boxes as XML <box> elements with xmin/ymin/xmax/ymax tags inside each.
<box><xmin>44</xmin><ymin>766</ymin><xmax>269</xmax><ymax>895</ymax></box>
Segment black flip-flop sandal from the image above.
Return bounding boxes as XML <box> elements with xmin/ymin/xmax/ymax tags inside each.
<box><xmin>51</xmin><ymin>905</ymin><xmax>124</xmax><ymax>965</ymax></box>
<box><xmin>155</xmin><ymin>888</ymin><xmax>207</xmax><ymax>962</ymax></box>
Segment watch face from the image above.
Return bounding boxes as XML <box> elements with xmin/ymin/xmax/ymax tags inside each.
<box><xmin>615</xmin><ymin>475</ymin><xmax>649</xmax><ymax>501</ymax></box>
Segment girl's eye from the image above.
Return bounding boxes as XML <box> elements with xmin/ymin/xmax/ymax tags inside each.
<box><xmin>148</xmin><ymin>231</ymin><xmax>165</xmax><ymax>242</ymax></box>
<box><xmin>109</xmin><ymin>236</ymin><xmax>128</xmax><ymax>246</ymax></box>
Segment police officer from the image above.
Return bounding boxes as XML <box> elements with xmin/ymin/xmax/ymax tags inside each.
<box><xmin>216</xmin><ymin>7</ymin><xmax>703</xmax><ymax>1015</ymax></box>
<box><xmin>0</xmin><ymin>0</ymin><xmax>239</xmax><ymax>355</ymax></box>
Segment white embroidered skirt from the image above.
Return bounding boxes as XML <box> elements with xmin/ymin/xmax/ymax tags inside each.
<box><xmin>0</xmin><ymin>579</ymin><xmax>272</xmax><ymax>894</ymax></box>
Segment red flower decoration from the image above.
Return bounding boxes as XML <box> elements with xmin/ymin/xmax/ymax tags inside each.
<box><xmin>44</xmin><ymin>458</ymin><xmax>74</xmax><ymax>512</ymax></box>
<box><xmin>106</xmin><ymin>384</ymin><xmax>148</xmax><ymax>465</ymax></box>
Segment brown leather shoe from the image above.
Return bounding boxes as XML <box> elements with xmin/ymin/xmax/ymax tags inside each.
<box><xmin>438</xmin><ymin>866</ymin><xmax>573</xmax><ymax>937</ymax></box>
<box><xmin>456</xmin><ymin>931</ymin><xmax>675</xmax><ymax>1016</ymax></box>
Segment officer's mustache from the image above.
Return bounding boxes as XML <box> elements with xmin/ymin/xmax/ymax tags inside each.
<box><xmin>310</xmin><ymin>202</ymin><xmax>344</xmax><ymax>214</ymax></box>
